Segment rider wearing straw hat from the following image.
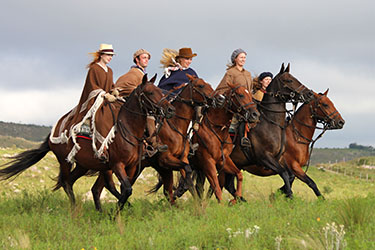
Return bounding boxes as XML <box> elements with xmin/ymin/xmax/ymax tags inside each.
<box><xmin>50</xmin><ymin>43</ymin><xmax>118</xmax><ymax>162</ymax></box>
<box><xmin>115</xmin><ymin>49</ymin><xmax>168</xmax><ymax>154</ymax></box>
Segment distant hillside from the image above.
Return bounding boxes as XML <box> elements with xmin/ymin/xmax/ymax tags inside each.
<box><xmin>310</xmin><ymin>147</ymin><xmax>375</xmax><ymax>165</ymax></box>
<box><xmin>0</xmin><ymin>121</ymin><xmax>51</xmax><ymax>142</ymax></box>
<box><xmin>0</xmin><ymin>135</ymin><xmax>39</xmax><ymax>149</ymax></box>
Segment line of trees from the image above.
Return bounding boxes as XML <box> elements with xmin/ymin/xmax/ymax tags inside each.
<box><xmin>349</xmin><ymin>143</ymin><xmax>374</xmax><ymax>151</ymax></box>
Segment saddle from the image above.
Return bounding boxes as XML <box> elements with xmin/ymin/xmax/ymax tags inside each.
<box><xmin>77</xmin><ymin>119</ymin><xmax>92</xmax><ymax>139</ymax></box>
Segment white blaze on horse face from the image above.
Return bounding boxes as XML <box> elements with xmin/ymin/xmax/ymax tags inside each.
<box><xmin>245</xmin><ymin>89</ymin><xmax>249</xmax><ymax>94</ymax></box>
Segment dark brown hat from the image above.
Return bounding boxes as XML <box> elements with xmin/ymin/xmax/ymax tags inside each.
<box><xmin>177</xmin><ymin>47</ymin><xmax>197</xmax><ymax>59</ymax></box>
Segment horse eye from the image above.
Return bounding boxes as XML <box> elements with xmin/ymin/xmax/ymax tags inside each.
<box><xmin>198</xmin><ymin>85</ymin><xmax>204</xmax><ymax>89</ymax></box>
<box><xmin>322</xmin><ymin>103</ymin><xmax>329</xmax><ymax>108</ymax></box>
<box><xmin>239</xmin><ymin>94</ymin><xmax>244</xmax><ymax>98</ymax></box>
<box><xmin>146</xmin><ymin>91</ymin><xmax>153</xmax><ymax>95</ymax></box>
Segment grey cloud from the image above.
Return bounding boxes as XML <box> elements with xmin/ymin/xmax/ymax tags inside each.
<box><xmin>0</xmin><ymin>0</ymin><xmax>374</xmax><ymax>146</ymax></box>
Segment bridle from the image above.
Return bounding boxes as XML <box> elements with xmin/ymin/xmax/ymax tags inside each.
<box><xmin>266</xmin><ymin>74</ymin><xmax>311</xmax><ymax>104</ymax></box>
<box><xmin>309</xmin><ymin>95</ymin><xmax>340</xmax><ymax>129</ymax></box>
<box><xmin>174</xmin><ymin>78</ymin><xmax>215</xmax><ymax>108</ymax></box>
<box><xmin>117</xmin><ymin>83</ymin><xmax>171</xmax><ymax>146</ymax></box>
<box><xmin>224</xmin><ymin>85</ymin><xmax>257</xmax><ymax>122</ymax></box>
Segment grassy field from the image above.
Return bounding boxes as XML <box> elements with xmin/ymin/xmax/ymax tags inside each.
<box><xmin>1</xmin><ymin>148</ymin><xmax>375</xmax><ymax>249</ymax></box>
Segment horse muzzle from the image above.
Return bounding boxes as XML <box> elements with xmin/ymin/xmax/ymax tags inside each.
<box><xmin>302</xmin><ymin>89</ymin><xmax>314</xmax><ymax>103</ymax></box>
<box><xmin>330</xmin><ymin>118</ymin><xmax>345</xmax><ymax>130</ymax></box>
<box><xmin>246</xmin><ymin>109</ymin><xmax>260</xmax><ymax>124</ymax></box>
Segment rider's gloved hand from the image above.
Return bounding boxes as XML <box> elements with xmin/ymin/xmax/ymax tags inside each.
<box><xmin>110</xmin><ymin>88</ymin><xmax>120</xmax><ymax>97</ymax></box>
<box><xmin>104</xmin><ymin>93</ymin><xmax>116</xmax><ymax>102</ymax></box>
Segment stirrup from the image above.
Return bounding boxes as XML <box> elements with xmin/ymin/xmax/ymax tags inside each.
<box><xmin>146</xmin><ymin>145</ymin><xmax>158</xmax><ymax>157</ymax></box>
<box><xmin>241</xmin><ymin>137</ymin><xmax>251</xmax><ymax>147</ymax></box>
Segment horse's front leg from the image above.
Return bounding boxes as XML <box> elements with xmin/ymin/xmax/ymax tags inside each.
<box><xmin>290</xmin><ymin>161</ymin><xmax>324</xmax><ymax>198</ymax></box>
<box><xmin>201</xmin><ymin>157</ymin><xmax>223</xmax><ymax>202</ymax></box>
<box><xmin>91</xmin><ymin>170</ymin><xmax>121</xmax><ymax>211</ymax></box>
<box><xmin>112</xmin><ymin>162</ymin><xmax>132</xmax><ymax>210</ymax></box>
<box><xmin>221</xmin><ymin>157</ymin><xmax>244</xmax><ymax>204</ymax></box>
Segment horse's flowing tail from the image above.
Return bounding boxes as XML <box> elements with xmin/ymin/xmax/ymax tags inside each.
<box><xmin>0</xmin><ymin>134</ymin><xmax>51</xmax><ymax>180</ymax></box>
<box><xmin>147</xmin><ymin>173</ymin><xmax>163</xmax><ymax>194</ymax></box>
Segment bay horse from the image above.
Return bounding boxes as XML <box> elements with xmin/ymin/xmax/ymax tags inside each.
<box><xmin>223</xmin><ymin>90</ymin><xmax>345</xmax><ymax>198</ymax></box>
<box><xmin>56</xmin><ymin>74</ymin><xmax>216</xmax><ymax>210</ymax></box>
<box><xmin>179</xmin><ymin>63</ymin><xmax>314</xmax><ymax>200</ymax></box>
<box><xmin>182</xmin><ymin>83</ymin><xmax>260</xmax><ymax>203</ymax></box>
<box><xmin>0</xmin><ymin>74</ymin><xmax>175</xmax><ymax>209</ymax></box>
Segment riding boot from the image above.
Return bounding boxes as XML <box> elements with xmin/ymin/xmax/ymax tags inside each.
<box><xmin>146</xmin><ymin>117</ymin><xmax>168</xmax><ymax>153</ymax></box>
<box><xmin>238</xmin><ymin>122</ymin><xmax>251</xmax><ymax>147</ymax></box>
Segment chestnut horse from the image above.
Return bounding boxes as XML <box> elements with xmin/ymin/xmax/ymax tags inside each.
<box><xmin>223</xmin><ymin>90</ymin><xmax>345</xmax><ymax>198</ymax></box>
<box><xmin>184</xmin><ymin>84</ymin><xmax>260</xmax><ymax>203</ymax></box>
<box><xmin>56</xmin><ymin>74</ymin><xmax>215</xmax><ymax>210</ymax></box>
<box><xmin>0</xmin><ymin>75</ymin><xmax>175</xmax><ymax>209</ymax></box>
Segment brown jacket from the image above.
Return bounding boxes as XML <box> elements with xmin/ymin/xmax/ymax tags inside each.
<box><xmin>115</xmin><ymin>67</ymin><xmax>145</xmax><ymax>96</ymax></box>
<box><xmin>52</xmin><ymin>63</ymin><xmax>116</xmax><ymax>159</ymax></box>
<box><xmin>215</xmin><ymin>66</ymin><xmax>253</xmax><ymax>94</ymax></box>
<box><xmin>70</xmin><ymin>63</ymin><xmax>115</xmax><ymax>128</ymax></box>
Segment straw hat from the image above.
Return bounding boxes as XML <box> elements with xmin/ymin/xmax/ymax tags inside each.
<box><xmin>133</xmin><ymin>49</ymin><xmax>151</xmax><ymax>59</ymax></box>
<box><xmin>98</xmin><ymin>44</ymin><xmax>115</xmax><ymax>55</ymax></box>
<box><xmin>176</xmin><ymin>48</ymin><xmax>197</xmax><ymax>59</ymax></box>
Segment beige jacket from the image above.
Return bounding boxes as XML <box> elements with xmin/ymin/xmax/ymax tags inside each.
<box><xmin>215</xmin><ymin>66</ymin><xmax>253</xmax><ymax>94</ymax></box>
<box><xmin>115</xmin><ymin>67</ymin><xmax>145</xmax><ymax>96</ymax></box>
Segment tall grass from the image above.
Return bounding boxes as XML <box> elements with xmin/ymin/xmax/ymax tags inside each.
<box><xmin>1</xmin><ymin>190</ymin><xmax>375</xmax><ymax>249</ymax></box>
<box><xmin>1</xmin><ymin>149</ymin><xmax>375</xmax><ymax>249</ymax></box>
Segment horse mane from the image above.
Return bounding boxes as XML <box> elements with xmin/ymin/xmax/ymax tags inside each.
<box><xmin>160</xmin><ymin>48</ymin><xmax>178</xmax><ymax>68</ymax></box>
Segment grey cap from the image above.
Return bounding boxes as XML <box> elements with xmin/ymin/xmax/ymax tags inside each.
<box><xmin>231</xmin><ymin>48</ymin><xmax>247</xmax><ymax>63</ymax></box>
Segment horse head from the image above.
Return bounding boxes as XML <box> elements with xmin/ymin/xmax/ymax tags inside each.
<box><xmin>178</xmin><ymin>74</ymin><xmax>215</xmax><ymax>108</ymax></box>
<box><xmin>268</xmin><ymin>63</ymin><xmax>314</xmax><ymax>104</ymax></box>
<box><xmin>310</xmin><ymin>90</ymin><xmax>345</xmax><ymax>129</ymax></box>
<box><xmin>137</xmin><ymin>74</ymin><xmax>175</xmax><ymax>119</ymax></box>
<box><xmin>225</xmin><ymin>83</ymin><xmax>260</xmax><ymax>124</ymax></box>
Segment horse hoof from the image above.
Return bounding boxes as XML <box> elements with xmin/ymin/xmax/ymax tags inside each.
<box><xmin>229</xmin><ymin>199</ymin><xmax>237</xmax><ymax>206</ymax></box>
<box><xmin>239</xmin><ymin>196</ymin><xmax>247</xmax><ymax>203</ymax></box>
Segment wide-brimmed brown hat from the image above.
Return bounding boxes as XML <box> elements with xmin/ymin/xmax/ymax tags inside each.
<box><xmin>176</xmin><ymin>47</ymin><xmax>197</xmax><ymax>59</ymax></box>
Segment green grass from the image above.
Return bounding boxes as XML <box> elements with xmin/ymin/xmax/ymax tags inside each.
<box><xmin>1</xmin><ymin>148</ymin><xmax>375</xmax><ymax>249</ymax></box>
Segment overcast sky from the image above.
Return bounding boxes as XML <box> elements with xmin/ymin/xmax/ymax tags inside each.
<box><xmin>0</xmin><ymin>0</ymin><xmax>374</xmax><ymax>148</ymax></box>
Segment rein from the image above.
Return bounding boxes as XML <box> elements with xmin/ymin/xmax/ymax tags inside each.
<box><xmin>289</xmin><ymin>94</ymin><xmax>339</xmax><ymax>171</ymax></box>
<box><xmin>116</xmin><ymin>83</ymin><xmax>169</xmax><ymax>174</ymax></box>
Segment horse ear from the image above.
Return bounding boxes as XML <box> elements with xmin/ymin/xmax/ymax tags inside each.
<box><xmin>149</xmin><ymin>73</ymin><xmax>157</xmax><ymax>84</ymax></box>
<box><xmin>141</xmin><ymin>74</ymin><xmax>148</xmax><ymax>85</ymax></box>
<box><xmin>186</xmin><ymin>73</ymin><xmax>195</xmax><ymax>81</ymax></box>
<box><xmin>323</xmin><ymin>88</ymin><xmax>329</xmax><ymax>96</ymax></box>
<box><xmin>285</xmin><ymin>63</ymin><xmax>290</xmax><ymax>72</ymax></box>
<box><xmin>279</xmin><ymin>63</ymin><xmax>285</xmax><ymax>74</ymax></box>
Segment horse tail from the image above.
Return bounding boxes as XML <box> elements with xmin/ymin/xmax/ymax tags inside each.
<box><xmin>147</xmin><ymin>173</ymin><xmax>163</xmax><ymax>194</ymax></box>
<box><xmin>0</xmin><ymin>134</ymin><xmax>51</xmax><ymax>180</ymax></box>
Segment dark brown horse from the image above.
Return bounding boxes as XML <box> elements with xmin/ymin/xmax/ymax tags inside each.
<box><xmin>0</xmin><ymin>75</ymin><xmax>175</xmax><ymax>209</ymax></box>
<box><xmin>185</xmin><ymin>83</ymin><xmax>260</xmax><ymax>203</ymax></box>
<box><xmin>224</xmin><ymin>90</ymin><xmax>344</xmax><ymax>198</ymax></box>
<box><xmin>57</xmin><ymin>74</ymin><xmax>215</xmax><ymax>210</ymax></box>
